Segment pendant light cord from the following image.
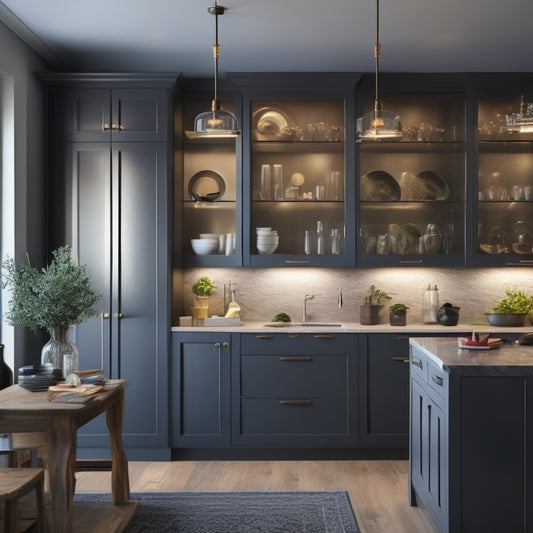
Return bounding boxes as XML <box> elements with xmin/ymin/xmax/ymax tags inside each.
<box><xmin>209</xmin><ymin>0</ymin><xmax>224</xmax><ymax>111</ymax></box>
<box><xmin>374</xmin><ymin>0</ymin><xmax>381</xmax><ymax>112</ymax></box>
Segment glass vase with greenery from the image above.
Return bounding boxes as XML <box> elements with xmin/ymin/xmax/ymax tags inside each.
<box><xmin>1</xmin><ymin>246</ymin><xmax>101</xmax><ymax>371</ymax></box>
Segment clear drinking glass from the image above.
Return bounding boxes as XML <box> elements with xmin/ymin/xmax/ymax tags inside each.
<box><xmin>260</xmin><ymin>164</ymin><xmax>272</xmax><ymax>200</ymax></box>
<box><xmin>273</xmin><ymin>164</ymin><xmax>284</xmax><ymax>200</ymax></box>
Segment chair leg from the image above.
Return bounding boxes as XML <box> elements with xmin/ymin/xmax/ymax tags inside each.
<box><xmin>35</xmin><ymin>476</ymin><xmax>48</xmax><ymax>533</ymax></box>
<box><xmin>4</xmin><ymin>498</ymin><xmax>18</xmax><ymax>533</ymax></box>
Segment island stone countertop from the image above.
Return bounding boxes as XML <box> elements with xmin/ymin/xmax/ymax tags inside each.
<box><xmin>410</xmin><ymin>336</ymin><xmax>533</xmax><ymax>375</ymax></box>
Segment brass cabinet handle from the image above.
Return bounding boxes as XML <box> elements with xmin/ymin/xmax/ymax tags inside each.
<box><xmin>411</xmin><ymin>357</ymin><xmax>423</xmax><ymax>369</ymax></box>
<box><xmin>391</xmin><ymin>356</ymin><xmax>410</xmax><ymax>363</ymax></box>
<box><xmin>103</xmin><ymin>123</ymin><xmax>110</xmax><ymax>130</ymax></box>
<box><xmin>284</xmin><ymin>260</ymin><xmax>311</xmax><ymax>264</ymax></box>
<box><xmin>111</xmin><ymin>122</ymin><xmax>119</xmax><ymax>130</ymax></box>
<box><xmin>400</xmin><ymin>259</ymin><xmax>423</xmax><ymax>264</ymax></box>
<box><xmin>280</xmin><ymin>356</ymin><xmax>311</xmax><ymax>362</ymax></box>
<box><xmin>256</xmin><ymin>335</ymin><xmax>273</xmax><ymax>340</ymax></box>
<box><xmin>102</xmin><ymin>313</ymin><xmax>110</xmax><ymax>319</ymax></box>
<box><xmin>314</xmin><ymin>334</ymin><xmax>333</xmax><ymax>339</ymax></box>
<box><xmin>279</xmin><ymin>400</ymin><xmax>312</xmax><ymax>405</ymax></box>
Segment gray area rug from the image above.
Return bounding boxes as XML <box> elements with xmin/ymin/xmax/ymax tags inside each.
<box><xmin>75</xmin><ymin>491</ymin><xmax>360</xmax><ymax>532</ymax></box>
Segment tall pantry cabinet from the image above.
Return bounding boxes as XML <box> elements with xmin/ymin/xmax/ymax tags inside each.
<box><xmin>43</xmin><ymin>74</ymin><xmax>177</xmax><ymax>459</ymax></box>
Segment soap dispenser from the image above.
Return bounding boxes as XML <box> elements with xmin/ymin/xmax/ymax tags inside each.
<box><xmin>423</xmin><ymin>284</ymin><xmax>439</xmax><ymax>324</ymax></box>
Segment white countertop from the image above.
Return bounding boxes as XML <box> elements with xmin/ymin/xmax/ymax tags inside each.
<box><xmin>172</xmin><ymin>322</ymin><xmax>533</xmax><ymax>334</ymax></box>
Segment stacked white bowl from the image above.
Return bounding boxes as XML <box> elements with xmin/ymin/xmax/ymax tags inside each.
<box><xmin>191</xmin><ymin>235</ymin><xmax>219</xmax><ymax>255</ymax></box>
<box><xmin>256</xmin><ymin>227</ymin><xmax>279</xmax><ymax>254</ymax></box>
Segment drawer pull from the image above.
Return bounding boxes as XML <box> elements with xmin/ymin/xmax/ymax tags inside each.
<box><xmin>391</xmin><ymin>356</ymin><xmax>410</xmax><ymax>363</ymax></box>
<box><xmin>280</xmin><ymin>399</ymin><xmax>312</xmax><ymax>405</ymax></box>
<box><xmin>285</xmin><ymin>260</ymin><xmax>311</xmax><ymax>264</ymax></box>
<box><xmin>280</xmin><ymin>356</ymin><xmax>311</xmax><ymax>362</ymax></box>
<box><xmin>432</xmin><ymin>374</ymin><xmax>444</xmax><ymax>386</ymax></box>
<box><xmin>314</xmin><ymin>334</ymin><xmax>334</xmax><ymax>339</ymax></box>
<box><xmin>214</xmin><ymin>342</ymin><xmax>229</xmax><ymax>348</ymax></box>
<box><xmin>411</xmin><ymin>357</ymin><xmax>423</xmax><ymax>370</ymax></box>
<box><xmin>256</xmin><ymin>335</ymin><xmax>273</xmax><ymax>340</ymax></box>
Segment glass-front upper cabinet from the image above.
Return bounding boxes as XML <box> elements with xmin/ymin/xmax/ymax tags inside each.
<box><xmin>232</xmin><ymin>74</ymin><xmax>359</xmax><ymax>267</ymax></box>
<box><xmin>475</xmin><ymin>76</ymin><xmax>533</xmax><ymax>267</ymax></box>
<box><xmin>180</xmin><ymin>94</ymin><xmax>241</xmax><ymax>267</ymax></box>
<box><xmin>357</xmin><ymin>75</ymin><xmax>467</xmax><ymax>267</ymax></box>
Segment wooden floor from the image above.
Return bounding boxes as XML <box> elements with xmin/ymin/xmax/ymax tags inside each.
<box><xmin>75</xmin><ymin>459</ymin><xmax>437</xmax><ymax>533</ymax></box>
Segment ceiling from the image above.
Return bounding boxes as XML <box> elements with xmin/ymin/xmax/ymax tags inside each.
<box><xmin>0</xmin><ymin>0</ymin><xmax>532</xmax><ymax>78</ymax></box>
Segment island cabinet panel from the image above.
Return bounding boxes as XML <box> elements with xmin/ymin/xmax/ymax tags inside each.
<box><xmin>232</xmin><ymin>333</ymin><xmax>357</xmax><ymax>448</ymax></box>
<box><xmin>409</xmin><ymin>337</ymin><xmax>533</xmax><ymax>533</ymax></box>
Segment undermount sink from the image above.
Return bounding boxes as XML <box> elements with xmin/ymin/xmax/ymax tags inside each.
<box><xmin>263</xmin><ymin>322</ymin><xmax>342</xmax><ymax>327</ymax></box>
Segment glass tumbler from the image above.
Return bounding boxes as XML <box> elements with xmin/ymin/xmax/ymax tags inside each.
<box><xmin>260</xmin><ymin>164</ymin><xmax>272</xmax><ymax>200</ymax></box>
<box><xmin>273</xmin><ymin>164</ymin><xmax>284</xmax><ymax>200</ymax></box>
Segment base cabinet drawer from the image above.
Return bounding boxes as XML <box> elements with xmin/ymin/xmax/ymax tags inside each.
<box><xmin>240</xmin><ymin>354</ymin><xmax>347</xmax><ymax>397</ymax></box>
<box><xmin>240</xmin><ymin>398</ymin><xmax>348</xmax><ymax>435</ymax></box>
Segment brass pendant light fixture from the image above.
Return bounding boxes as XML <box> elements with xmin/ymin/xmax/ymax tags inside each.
<box><xmin>357</xmin><ymin>0</ymin><xmax>402</xmax><ymax>141</ymax></box>
<box><xmin>188</xmin><ymin>1</ymin><xmax>240</xmax><ymax>138</ymax></box>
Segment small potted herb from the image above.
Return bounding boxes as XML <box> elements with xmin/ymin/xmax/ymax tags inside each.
<box><xmin>486</xmin><ymin>288</ymin><xmax>533</xmax><ymax>327</ymax></box>
<box><xmin>389</xmin><ymin>303</ymin><xmax>409</xmax><ymax>326</ymax></box>
<box><xmin>191</xmin><ymin>276</ymin><xmax>217</xmax><ymax>323</ymax></box>
<box><xmin>360</xmin><ymin>285</ymin><xmax>392</xmax><ymax>325</ymax></box>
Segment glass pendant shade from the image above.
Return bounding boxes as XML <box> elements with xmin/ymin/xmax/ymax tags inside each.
<box><xmin>194</xmin><ymin>99</ymin><xmax>239</xmax><ymax>137</ymax></box>
<box><xmin>357</xmin><ymin>104</ymin><xmax>402</xmax><ymax>140</ymax></box>
<box><xmin>187</xmin><ymin>2</ymin><xmax>240</xmax><ymax>139</ymax></box>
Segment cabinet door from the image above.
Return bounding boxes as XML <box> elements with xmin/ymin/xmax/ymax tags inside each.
<box><xmin>358</xmin><ymin>334</ymin><xmax>410</xmax><ymax>447</ymax></box>
<box><xmin>113</xmin><ymin>142</ymin><xmax>169</xmax><ymax>450</ymax></box>
<box><xmin>410</xmin><ymin>377</ymin><xmax>426</xmax><ymax>490</ymax></box>
<box><xmin>248</xmin><ymin>98</ymin><xmax>353</xmax><ymax>267</ymax></box>
<box><xmin>357</xmin><ymin>76</ymin><xmax>467</xmax><ymax>267</ymax></box>
<box><xmin>52</xmin><ymin>88</ymin><xmax>111</xmax><ymax>142</ymax></box>
<box><xmin>171</xmin><ymin>333</ymin><xmax>231</xmax><ymax>448</ymax></box>
<box><xmin>180</xmin><ymin>97</ymin><xmax>241</xmax><ymax>267</ymax></box>
<box><xmin>475</xmin><ymin>88</ymin><xmax>533</xmax><ymax>266</ymax></box>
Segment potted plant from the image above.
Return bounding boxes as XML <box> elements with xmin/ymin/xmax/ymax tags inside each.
<box><xmin>1</xmin><ymin>246</ymin><xmax>100</xmax><ymax>372</ymax></box>
<box><xmin>191</xmin><ymin>276</ymin><xmax>217</xmax><ymax>324</ymax></box>
<box><xmin>360</xmin><ymin>285</ymin><xmax>392</xmax><ymax>325</ymax></box>
<box><xmin>389</xmin><ymin>303</ymin><xmax>409</xmax><ymax>326</ymax></box>
<box><xmin>486</xmin><ymin>288</ymin><xmax>533</xmax><ymax>327</ymax></box>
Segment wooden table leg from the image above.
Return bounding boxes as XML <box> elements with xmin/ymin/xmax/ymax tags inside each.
<box><xmin>47</xmin><ymin>415</ymin><xmax>76</xmax><ymax>533</ymax></box>
<box><xmin>106</xmin><ymin>387</ymin><xmax>130</xmax><ymax>504</ymax></box>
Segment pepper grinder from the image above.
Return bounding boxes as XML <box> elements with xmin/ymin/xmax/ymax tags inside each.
<box><xmin>423</xmin><ymin>284</ymin><xmax>439</xmax><ymax>324</ymax></box>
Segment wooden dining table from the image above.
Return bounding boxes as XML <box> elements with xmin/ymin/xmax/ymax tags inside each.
<box><xmin>0</xmin><ymin>380</ymin><xmax>138</xmax><ymax>533</ymax></box>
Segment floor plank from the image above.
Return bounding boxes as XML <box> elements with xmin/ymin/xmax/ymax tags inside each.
<box><xmin>74</xmin><ymin>459</ymin><xmax>437</xmax><ymax>533</ymax></box>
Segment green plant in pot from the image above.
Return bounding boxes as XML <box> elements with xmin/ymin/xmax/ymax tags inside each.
<box><xmin>486</xmin><ymin>288</ymin><xmax>533</xmax><ymax>327</ymax></box>
<box><xmin>191</xmin><ymin>276</ymin><xmax>217</xmax><ymax>322</ymax></box>
<box><xmin>1</xmin><ymin>246</ymin><xmax>101</xmax><ymax>374</ymax></box>
<box><xmin>389</xmin><ymin>303</ymin><xmax>409</xmax><ymax>326</ymax></box>
<box><xmin>360</xmin><ymin>285</ymin><xmax>392</xmax><ymax>325</ymax></box>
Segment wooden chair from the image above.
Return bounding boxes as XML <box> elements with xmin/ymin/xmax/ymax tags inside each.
<box><xmin>0</xmin><ymin>468</ymin><xmax>48</xmax><ymax>533</ymax></box>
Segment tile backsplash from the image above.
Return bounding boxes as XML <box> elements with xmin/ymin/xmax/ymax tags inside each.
<box><xmin>177</xmin><ymin>267</ymin><xmax>533</xmax><ymax>326</ymax></box>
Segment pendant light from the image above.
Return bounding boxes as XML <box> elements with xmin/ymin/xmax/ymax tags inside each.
<box><xmin>188</xmin><ymin>1</ymin><xmax>240</xmax><ymax>138</ymax></box>
<box><xmin>357</xmin><ymin>0</ymin><xmax>402</xmax><ymax>141</ymax></box>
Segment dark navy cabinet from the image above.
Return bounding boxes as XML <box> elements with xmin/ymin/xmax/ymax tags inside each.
<box><xmin>358</xmin><ymin>334</ymin><xmax>411</xmax><ymax>447</ymax></box>
<box><xmin>171</xmin><ymin>332</ymin><xmax>232</xmax><ymax>448</ymax></box>
<box><xmin>43</xmin><ymin>74</ymin><xmax>177</xmax><ymax>459</ymax></box>
<box><xmin>232</xmin><ymin>333</ymin><xmax>357</xmax><ymax>447</ymax></box>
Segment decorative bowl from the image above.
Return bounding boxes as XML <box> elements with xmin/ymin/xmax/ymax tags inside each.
<box><xmin>191</xmin><ymin>238</ymin><xmax>219</xmax><ymax>255</ymax></box>
<box><xmin>485</xmin><ymin>313</ymin><xmax>527</xmax><ymax>327</ymax></box>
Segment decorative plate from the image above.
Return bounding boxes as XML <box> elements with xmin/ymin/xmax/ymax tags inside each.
<box><xmin>360</xmin><ymin>170</ymin><xmax>401</xmax><ymax>201</ymax></box>
<box><xmin>188</xmin><ymin>170</ymin><xmax>226</xmax><ymax>202</ymax></box>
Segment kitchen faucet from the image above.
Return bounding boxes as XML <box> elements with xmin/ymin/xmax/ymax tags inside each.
<box><xmin>303</xmin><ymin>293</ymin><xmax>321</xmax><ymax>322</ymax></box>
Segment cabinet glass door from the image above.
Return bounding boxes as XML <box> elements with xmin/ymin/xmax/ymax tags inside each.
<box><xmin>181</xmin><ymin>98</ymin><xmax>241</xmax><ymax>266</ymax></box>
<box><xmin>476</xmin><ymin>93</ymin><xmax>533</xmax><ymax>266</ymax></box>
<box><xmin>249</xmin><ymin>99</ymin><xmax>349</xmax><ymax>266</ymax></box>
<box><xmin>358</xmin><ymin>92</ymin><xmax>466</xmax><ymax>266</ymax></box>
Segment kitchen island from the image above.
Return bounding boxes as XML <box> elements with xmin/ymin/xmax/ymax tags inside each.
<box><xmin>409</xmin><ymin>337</ymin><xmax>533</xmax><ymax>533</ymax></box>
